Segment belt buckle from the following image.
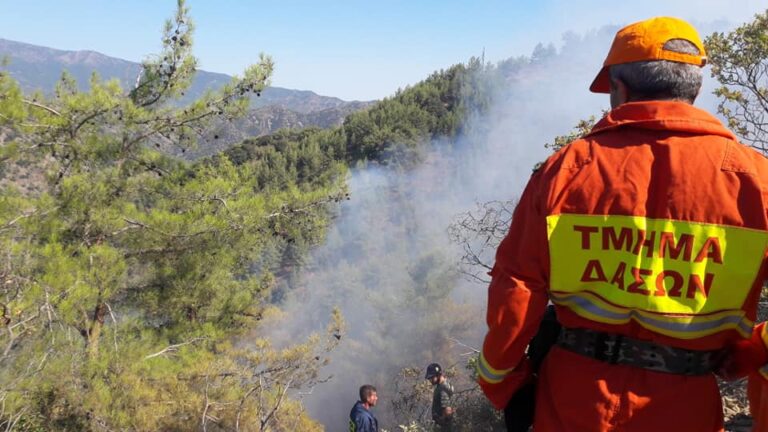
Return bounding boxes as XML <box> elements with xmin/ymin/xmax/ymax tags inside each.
<box><xmin>594</xmin><ymin>333</ymin><xmax>623</xmax><ymax>364</ymax></box>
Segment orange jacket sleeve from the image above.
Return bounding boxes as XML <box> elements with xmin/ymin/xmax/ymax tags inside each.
<box><xmin>749</xmin><ymin>323</ymin><xmax>768</xmax><ymax>432</ymax></box>
<box><xmin>717</xmin><ymin>321</ymin><xmax>768</xmax><ymax>381</ymax></box>
<box><xmin>478</xmin><ymin>169</ymin><xmax>550</xmax><ymax>409</ymax></box>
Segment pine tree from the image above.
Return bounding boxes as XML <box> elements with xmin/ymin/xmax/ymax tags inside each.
<box><xmin>706</xmin><ymin>10</ymin><xmax>768</xmax><ymax>154</ymax></box>
<box><xmin>0</xmin><ymin>1</ymin><xmax>344</xmax><ymax>430</ymax></box>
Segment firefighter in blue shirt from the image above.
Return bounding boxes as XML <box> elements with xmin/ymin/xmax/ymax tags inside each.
<box><xmin>349</xmin><ymin>384</ymin><xmax>379</xmax><ymax>432</ymax></box>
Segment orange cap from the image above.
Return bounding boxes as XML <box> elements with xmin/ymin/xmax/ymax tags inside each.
<box><xmin>590</xmin><ymin>17</ymin><xmax>707</xmax><ymax>93</ymax></box>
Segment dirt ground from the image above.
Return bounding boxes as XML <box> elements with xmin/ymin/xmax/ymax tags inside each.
<box><xmin>722</xmin><ymin>378</ymin><xmax>752</xmax><ymax>432</ymax></box>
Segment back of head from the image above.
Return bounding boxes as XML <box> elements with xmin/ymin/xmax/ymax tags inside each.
<box><xmin>610</xmin><ymin>40</ymin><xmax>703</xmax><ymax>103</ymax></box>
<box><xmin>590</xmin><ymin>17</ymin><xmax>707</xmax><ymax>103</ymax></box>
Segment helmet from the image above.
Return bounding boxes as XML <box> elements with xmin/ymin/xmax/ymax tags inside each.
<box><xmin>425</xmin><ymin>363</ymin><xmax>442</xmax><ymax>379</ymax></box>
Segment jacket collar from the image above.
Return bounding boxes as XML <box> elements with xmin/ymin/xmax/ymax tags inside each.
<box><xmin>354</xmin><ymin>401</ymin><xmax>371</xmax><ymax>412</ymax></box>
<box><xmin>587</xmin><ymin>100</ymin><xmax>737</xmax><ymax>140</ymax></box>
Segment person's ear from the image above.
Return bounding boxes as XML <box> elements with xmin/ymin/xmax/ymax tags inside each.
<box><xmin>609</xmin><ymin>77</ymin><xmax>629</xmax><ymax>109</ymax></box>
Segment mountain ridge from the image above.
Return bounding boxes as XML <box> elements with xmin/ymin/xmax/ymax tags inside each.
<box><xmin>0</xmin><ymin>37</ymin><xmax>369</xmax><ymax>112</ymax></box>
<box><xmin>0</xmin><ymin>38</ymin><xmax>374</xmax><ymax>157</ymax></box>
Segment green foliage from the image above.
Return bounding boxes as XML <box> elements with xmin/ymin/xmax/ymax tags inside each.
<box><xmin>544</xmin><ymin>115</ymin><xmax>601</xmax><ymax>153</ymax></box>
<box><xmin>0</xmin><ymin>1</ymin><xmax>344</xmax><ymax>430</ymax></box>
<box><xmin>220</xmin><ymin>127</ymin><xmax>347</xmax><ymax>191</ymax></box>
<box><xmin>706</xmin><ymin>10</ymin><xmax>768</xmax><ymax>154</ymax></box>
<box><xmin>225</xmin><ymin>56</ymin><xmax>502</xmax><ymax>173</ymax></box>
<box><xmin>343</xmin><ymin>57</ymin><xmax>499</xmax><ymax>164</ymax></box>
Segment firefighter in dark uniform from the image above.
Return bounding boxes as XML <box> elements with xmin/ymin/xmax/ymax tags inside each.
<box><xmin>425</xmin><ymin>363</ymin><xmax>454</xmax><ymax>431</ymax></box>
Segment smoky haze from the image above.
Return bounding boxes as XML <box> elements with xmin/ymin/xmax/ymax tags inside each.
<box><xmin>261</xmin><ymin>20</ymin><xmax>739</xmax><ymax>430</ymax></box>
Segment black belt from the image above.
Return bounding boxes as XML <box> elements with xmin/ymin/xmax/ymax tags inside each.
<box><xmin>556</xmin><ymin>327</ymin><xmax>722</xmax><ymax>376</ymax></box>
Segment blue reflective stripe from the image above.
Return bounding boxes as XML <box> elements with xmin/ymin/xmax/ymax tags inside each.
<box><xmin>551</xmin><ymin>292</ymin><xmax>627</xmax><ymax>320</ymax></box>
<box><xmin>477</xmin><ymin>352</ymin><xmax>512</xmax><ymax>384</ymax></box>
<box><xmin>477</xmin><ymin>360</ymin><xmax>504</xmax><ymax>383</ymax></box>
<box><xmin>551</xmin><ymin>291</ymin><xmax>753</xmax><ymax>338</ymax></box>
<box><xmin>632</xmin><ymin>309</ymin><xmax>753</xmax><ymax>335</ymax></box>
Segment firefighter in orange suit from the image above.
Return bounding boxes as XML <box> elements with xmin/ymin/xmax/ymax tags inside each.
<box><xmin>745</xmin><ymin>322</ymin><xmax>768</xmax><ymax>432</ymax></box>
<box><xmin>477</xmin><ymin>17</ymin><xmax>768</xmax><ymax>432</ymax></box>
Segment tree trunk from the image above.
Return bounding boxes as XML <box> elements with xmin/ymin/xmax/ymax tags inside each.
<box><xmin>87</xmin><ymin>302</ymin><xmax>106</xmax><ymax>359</ymax></box>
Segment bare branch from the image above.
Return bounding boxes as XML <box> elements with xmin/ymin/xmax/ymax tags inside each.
<box><xmin>8</xmin><ymin>311</ymin><xmax>39</xmax><ymax>332</ymax></box>
<box><xmin>236</xmin><ymin>386</ymin><xmax>259</xmax><ymax>432</ymax></box>
<box><xmin>143</xmin><ymin>337</ymin><xmax>207</xmax><ymax>360</ymax></box>
<box><xmin>265</xmin><ymin>195</ymin><xmax>342</xmax><ymax>219</ymax></box>
<box><xmin>448</xmin><ymin>200</ymin><xmax>515</xmax><ymax>284</ymax></box>
<box><xmin>105</xmin><ymin>302</ymin><xmax>119</xmax><ymax>353</ymax></box>
<box><xmin>202</xmin><ymin>376</ymin><xmax>210</xmax><ymax>432</ymax></box>
<box><xmin>22</xmin><ymin>99</ymin><xmax>61</xmax><ymax>117</ymax></box>
<box><xmin>122</xmin><ymin>217</ymin><xmax>216</xmax><ymax>239</ymax></box>
<box><xmin>447</xmin><ymin>337</ymin><xmax>479</xmax><ymax>353</ymax></box>
<box><xmin>0</xmin><ymin>208</ymin><xmax>39</xmax><ymax>234</ymax></box>
<box><xmin>260</xmin><ymin>379</ymin><xmax>292</xmax><ymax>431</ymax></box>
<box><xmin>71</xmin><ymin>107</ymin><xmax>112</xmax><ymax>137</ymax></box>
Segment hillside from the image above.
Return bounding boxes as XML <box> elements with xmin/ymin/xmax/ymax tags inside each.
<box><xmin>174</xmin><ymin>101</ymin><xmax>372</xmax><ymax>159</ymax></box>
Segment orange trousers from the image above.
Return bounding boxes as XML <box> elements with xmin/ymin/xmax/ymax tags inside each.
<box><xmin>750</xmin><ymin>375</ymin><xmax>768</xmax><ymax>432</ymax></box>
<box><xmin>533</xmin><ymin>347</ymin><xmax>724</xmax><ymax>432</ymax></box>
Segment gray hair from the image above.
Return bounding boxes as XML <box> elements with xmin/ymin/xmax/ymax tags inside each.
<box><xmin>609</xmin><ymin>39</ymin><xmax>703</xmax><ymax>103</ymax></box>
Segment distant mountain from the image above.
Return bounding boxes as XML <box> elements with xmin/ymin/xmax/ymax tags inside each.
<box><xmin>0</xmin><ymin>38</ymin><xmax>369</xmax><ymax>113</ymax></box>
<box><xmin>174</xmin><ymin>102</ymin><xmax>371</xmax><ymax>159</ymax></box>
<box><xmin>0</xmin><ymin>38</ymin><xmax>373</xmax><ymax>156</ymax></box>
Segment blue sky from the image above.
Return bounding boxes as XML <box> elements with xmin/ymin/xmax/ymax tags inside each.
<box><xmin>0</xmin><ymin>0</ymin><xmax>764</xmax><ymax>100</ymax></box>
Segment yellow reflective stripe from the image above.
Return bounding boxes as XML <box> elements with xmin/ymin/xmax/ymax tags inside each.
<box><xmin>547</xmin><ymin>214</ymin><xmax>768</xmax><ymax>319</ymax></box>
<box><xmin>756</xmin><ymin>325</ymin><xmax>768</xmax><ymax>380</ymax></box>
<box><xmin>477</xmin><ymin>351</ymin><xmax>514</xmax><ymax>384</ymax></box>
<box><xmin>551</xmin><ymin>291</ymin><xmax>753</xmax><ymax>339</ymax></box>
<box><xmin>761</xmin><ymin>324</ymin><xmax>768</xmax><ymax>349</ymax></box>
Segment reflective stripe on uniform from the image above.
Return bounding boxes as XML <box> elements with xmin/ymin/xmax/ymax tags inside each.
<box><xmin>550</xmin><ymin>290</ymin><xmax>753</xmax><ymax>339</ymax></box>
<box><xmin>477</xmin><ymin>351</ymin><xmax>514</xmax><ymax>384</ymax></box>
<box><xmin>761</xmin><ymin>325</ymin><xmax>768</xmax><ymax>380</ymax></box>
<box><xmin>761</xmin><ymin>324</ymin><xmax>768</xmax><ymax>350</ymax></box>
<box><xmin>546</xmin><ymin>214</ymin><xmax>767</xmax><ymax>338</ymax></box>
